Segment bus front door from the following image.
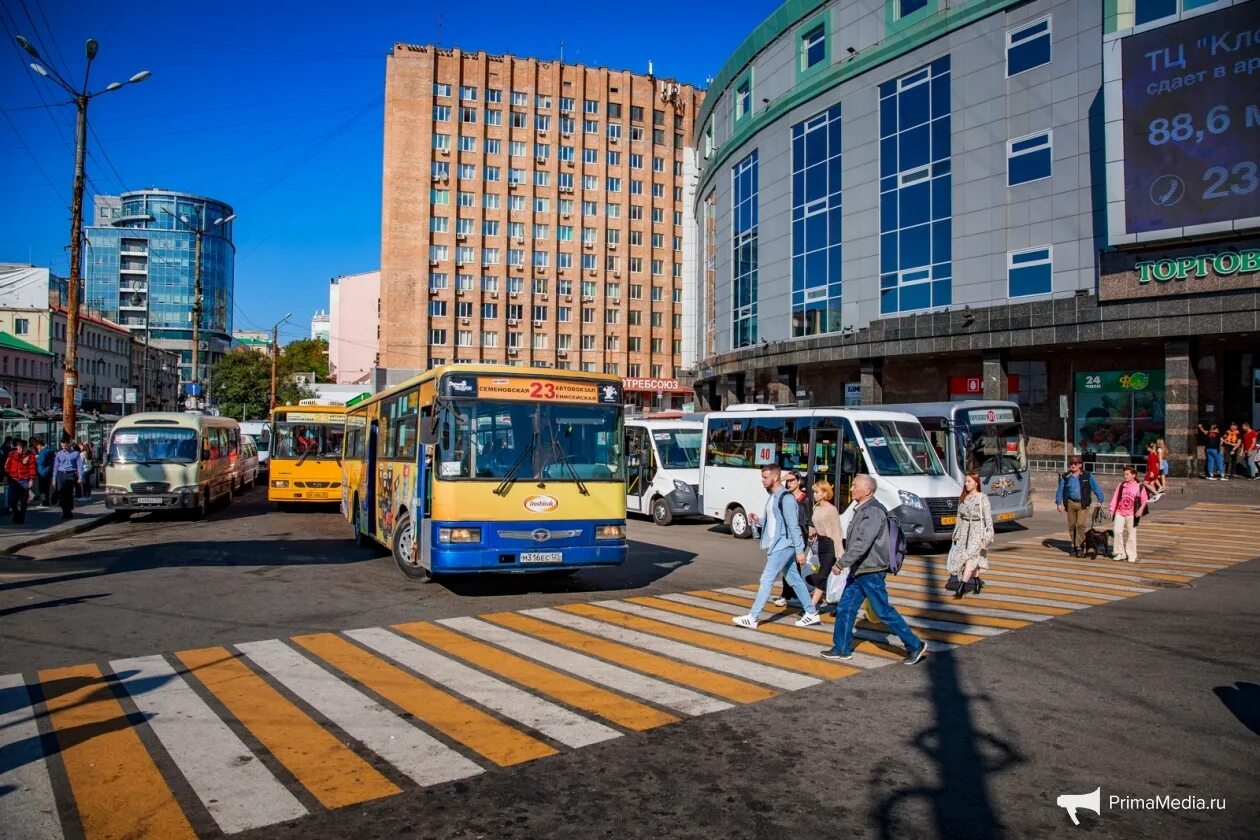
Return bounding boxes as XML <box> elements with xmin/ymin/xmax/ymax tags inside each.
<box><xmin>625</xmin><ymin>426</ymin><xmax>653</xmax><ymax>513</ymax></box>
<box><xmin>366</xmin><ymin>420</ymin><xmax>379</xmax><ymax>537</ymax></box>
<box><xmin>809</xmin><ymin>426</ymin><xmax>839</xmax><ymax>499</ymax></box>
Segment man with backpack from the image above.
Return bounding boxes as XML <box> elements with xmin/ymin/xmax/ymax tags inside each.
<box><xmin>821</xmin><ymin>474</ymin><xmax>927</xmax><ymax>665</ymax></box>
<box><xmin>732</xmin><ymin>464</ymin><xmax>821</xmax><ymax>630</ymax></box>
<box><xmin>771</xmin><ymin>469</ymin><xmax>813</xmax><ymax>608</ymax></box>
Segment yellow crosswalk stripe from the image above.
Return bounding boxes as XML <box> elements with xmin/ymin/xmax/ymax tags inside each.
<box><xmin>736</xmin><ymin>582</ymin><xmax>1031</xmax><ymax>631</ymax></box>
<box><xmin>292</xmin><ymin>632</ymin><xmax>556</xmax><ymax>767</ymax></box>
<box><xmin>888</xmin><ymin>571</ymin><xmax>1110</xmax><ymax>605</ymax></box>
<box><xmin>483</xmin><ymin>612</ymin><xmax>779</xmax><ymax>703</ymax></box>
<box><xmin>393</xmin><ymin>621</ymin><xmax>679</xmax><ymax>731</ymax></box>
<box><xmin>557</xmin><ymin>603</ymin><xmax>858</xmax><ymax>679</ymax></box>
<box><xmin>39</xmin><ymin>663</ymin><xmax>198</xmax><ymax>840</ymax></box>
<box><xmin>176</xmin><ymin>646</ymin><xmax>400</xmax><ymax>809</ymax></box>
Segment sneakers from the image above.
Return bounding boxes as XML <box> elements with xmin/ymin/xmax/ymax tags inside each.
<box><xmin>903</xmin><ymin>645</ymin><xmax>928</xmax><ymax>665</ymax></box>
<box><xmin>732</xmin><ymin>614</ymin><xmax>758</xmax><ymax>629</ymax></box>
<box><xmin>1151</xmin><ymin>492</ymin><xmax>1163</xmax><ymax>502</ymax></box>
<box><xmin>794</xmin><ymin>612</ymin><xmax>821</xmax><ymax>627</ymax></box>
<box><xmin>821</xmin><ymin>649</ymin><xmax>853</xmax><ymax>661</ymax></box>
<box><xmin>770</xmin><ymin>596</ymin><xmax>787</xmax><ymax>607</ymax></box>
<box><xmin>1207</xmin><ymin>475</ymin><xmax>1218</xmax><ymax>480</ymax></box>
<box><xmin>1126</xmin><ymin>557</ymin><xmax>1137</xmax><ymax>563</ymax></box>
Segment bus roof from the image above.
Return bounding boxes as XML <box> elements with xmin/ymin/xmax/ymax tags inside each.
<box><xmin>347</xmin><ymin>363</ymin><xmax>623</xmax><ymax>410</ymax></box>
<box><xmin>112</xmin><ymin>412</ymin><xmax>239</xmax><ymax>430</ymax></box>
<box><xmin>271</xmin><ymin>404</ymin><xmax>348</xmax><ymax>418</ymax></box>
<box><xmin>626</xmin><ymin>417</ymin><xmax>704</xmax><ymax>430</ymax></box>
<box><xmin>708</xmin><ymin>407</ymin><xmax>929</xmax><ymax>424</ymax></box>
<box><xmin>873</xmin><ymin>400</ymin><xmax>1021</xmax><ymax>420</ymax></box>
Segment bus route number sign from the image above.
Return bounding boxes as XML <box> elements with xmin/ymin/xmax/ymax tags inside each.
<box><xmin>754</xmin><ymin>443</ymin><xmax>776</xmax><ymax>465</ymax></box>
<box><xmin>476</xmin><ymin>377</ymin><xmax>606</xmax><ymax>403</ymax></box>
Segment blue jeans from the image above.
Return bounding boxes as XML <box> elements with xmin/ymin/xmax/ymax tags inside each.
<box><xmin>1205</xmin><ymin>449</ymin><xmax>1224</xmax><ymax>476</ymax></box>
<box><xmin>749</xmin><ymin>546</ymin><xmax>815</xmax><ymax>618</ymax></box>
<box><xmin>830</xmin><ymin>571</ymin><xmax>923</xmax><ymax>655</ymax></box>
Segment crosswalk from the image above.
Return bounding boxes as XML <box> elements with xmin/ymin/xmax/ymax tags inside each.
<box><xmin>2</xmin><ymin>502</ymin><xmax>1255</xmax><ymax>839</ymax></box>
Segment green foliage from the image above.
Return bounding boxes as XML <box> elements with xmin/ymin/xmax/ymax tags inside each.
<box><xmin>281</xmin><ymin>338</ymin><xmax>329</xmax><ymax>381</ymax></box>
<box><xmin>210</xmin><ymin>348</ymin><xmax>313</xmax><ymax>420</ymax></box>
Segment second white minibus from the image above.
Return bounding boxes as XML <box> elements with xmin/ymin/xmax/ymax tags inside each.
<box><xmin>625</xmin><ymin>418</ymin><xmax>704</xmax><ymax>525</ymax></box>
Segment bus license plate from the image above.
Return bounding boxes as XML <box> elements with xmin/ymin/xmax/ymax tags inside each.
<box><xmin>134</xmin><ymin>497</ymin><xmax>162</xmax><ymax>506</ymax></box>
<box><xmin>940</xmin><ymin>516</ymin><xmax>957</xmax><ymax>526</ymax></box>
<box><xmin>995</xmin><ymin>512</ymin><xmax>1017</xmax><ymax>521</ymax></box>
<box><xmin>520</xmin><ymin>552</ymin><xmax>563</xmax><ymax>564</ymax></box>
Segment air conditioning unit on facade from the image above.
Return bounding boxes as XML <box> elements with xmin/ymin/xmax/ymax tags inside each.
<box><xmin>509</xmin><ymin>348</ymin><xmax>518</xmax><ymax>355</ymax></box>
<box><xmin>508</xmin><ymin>318</ymin><xmax>518</xmax><ymax>325</ymax></box>
<box><xmin>541</xmin><ymin>293</ymin><xmax>549</xmax><ymax>300</ymax></box>
<box><xmin>457</xmin><ymin>233</ymin><xmax>467</xmax><ymax>240</ymax></box>
<box><xmin>533</xmin><ymin>320</ymin><xmax>544</xmax><ymax>328</ymax></box>
<box><xmin>510</xmin><ymin>292</ymin><xmax>520</xmax><ymax>299</ymax></box>
<box><xmin>460</xmin><ymin>318</ymin><xmax>470</xmax><ymax>325</ymax></box>
<box><xmin>457</xmin><ymin>289</ymin><xmax>466</xmax><ymax>296</ymax></box>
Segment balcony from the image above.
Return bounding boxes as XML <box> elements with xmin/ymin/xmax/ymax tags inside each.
<box><xmin>120</xmin><ymin>265</ymin><xmax>148</xmax><ymax>274</ymax></box>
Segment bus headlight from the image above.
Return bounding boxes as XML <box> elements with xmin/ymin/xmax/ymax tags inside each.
<box><xmin>271</xmin><ymin>480</ymin><xmax>289</xmax><ymax>488</ymax></box>
<box><xmin>172</xmin><ymin>485</ymin><xmax>199</xmax><ymax>494</ymax></box>
<box><xmin>596</xmin><ymin>524</ymin><xmax>625</xmax><ymax>540</ymax></box>
<box><xmin>898</xmin><ymin>490</ymin><xmax>925</xmax><ymax>510</ymax></box>
<box><xmin>439</xmin><ymin>527</ymin><xmax>481</xmax><ymax>543</ymax></box>
<box><xmin>672</xmin><ymin>480</ymin><xmax>693</xmax><ymax>494</ymax></box>
<box><xmin>104</xmin><ymin>485</ymin><xmax>128</xmax><ymax>494</ymax></box>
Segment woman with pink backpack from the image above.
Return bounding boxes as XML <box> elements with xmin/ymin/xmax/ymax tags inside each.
<box><xmin>1108</xmin><ymin>466</ymin><xmax>1149</xmax><ymax>563</ymax></box>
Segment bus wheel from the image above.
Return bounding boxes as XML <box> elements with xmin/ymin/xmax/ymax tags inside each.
<box><xmin>728</xmin><ymin>506</ymin><xmax>753</xmax><ymax>539</ymax></box>
<box><xmin>352</xmin><ymin>499</ymin><xmax>371</xmax><ymax>549</ymax></box>
<box><xmin>651</xmin><ymin>497</ymin><xmax>673</xmax><ymax>526</ymax></box>
<box><xmin>194</xmin><ymin>490</ymin><xmax>210</xmax><ymax>521</ymax></box>
<box><xmin>391</xmin><ymin>511</ymin><xmax>431</xmax><ymax>581</ymax></box>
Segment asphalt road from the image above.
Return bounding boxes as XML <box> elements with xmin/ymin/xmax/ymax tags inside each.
<box><xmin>1</xmin><ymin>489</ymin><xmax>1256</xmax><ymax>839</ymax></box>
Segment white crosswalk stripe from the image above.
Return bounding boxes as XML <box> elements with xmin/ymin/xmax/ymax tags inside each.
<box><xmin>0</xmin><ymin>673</ymin><xmax>63</xmax><ymax>840</ymax></box>
<box><xmin>712</xmin><ymin>587</ymin><xmax>1010</xmax><ymax>636</ymax></box>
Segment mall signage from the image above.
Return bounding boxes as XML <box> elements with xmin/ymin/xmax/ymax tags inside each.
<box><xmin>1136</xmin><ymin>248</ymin><xmax>1260</xmax><ymax>284</ymax></box>
<box><xmin>1098</xmin><ymin>237</ymin><xmax>1260</xmax><ymax>301</ymax></box>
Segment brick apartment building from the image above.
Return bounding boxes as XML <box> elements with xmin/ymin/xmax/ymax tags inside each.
<box><xmin>380</xmin><ymin>45</ymin><xmax>702</xmax><ymax>408</ymax></box>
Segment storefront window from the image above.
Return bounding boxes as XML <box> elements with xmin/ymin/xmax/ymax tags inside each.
<box><xmin>1074</xmin><ymin>370</ymin><xmax>1165</xmax><ymax>458</ymax></box>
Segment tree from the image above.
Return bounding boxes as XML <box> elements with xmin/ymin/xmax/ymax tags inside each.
<box><xmin>211</xmin><ymin>348</ymin><xmax>312</xmax><ymax>420</ymax></box>
<box><xmin>281</xmin><ymin>338</ymin><xmax>329</xmax><ymax>382</ymax></box>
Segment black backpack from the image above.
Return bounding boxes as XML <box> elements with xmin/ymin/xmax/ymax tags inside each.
<box><xmin>778</xmin><ymin>491</ymin><xmax>812</xmax><ymax>543</ymax></box>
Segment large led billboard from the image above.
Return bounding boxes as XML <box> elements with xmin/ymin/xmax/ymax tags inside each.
<box><xmin>1105</xmin><ymin>2</ymin><xmax>1260</xmax><ymax>245</ymax></box>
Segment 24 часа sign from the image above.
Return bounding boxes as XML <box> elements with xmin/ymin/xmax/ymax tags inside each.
<box><xmin>1121</xmin><ymin>3</ymin><xmax>1260</xmax><ymax>234</ymax></box>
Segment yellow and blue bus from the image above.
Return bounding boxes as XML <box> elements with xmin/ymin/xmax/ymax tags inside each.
<box><xmin>341</xmin><ymin>364</ymin><xmax>627</xmax><ymax>578</ymax></box>
<box><xmin>268</xmin><ymin>403</ymin><xmax>347</xmax><ymax>507</ymax></box>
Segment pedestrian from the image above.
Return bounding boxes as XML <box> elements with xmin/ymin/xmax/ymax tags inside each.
<box><xmin>804</xmin><ymin>479</ymin><xmax>842</xmax><ymax>614</ymax></box>
<box><xmin>53</xmin><ymin>439</ymin><xmax>84</xmax><ymax>520</ymax></box>
<box><xmin>4</xmin><ymin>439</ymin><xmax>36</xmax><ymax>525</ymax></box>
<box><xmin>1243</xmin><ymin>422</ymin><xmax>1260</xmax><ymax>480</ymax></box>
<box><xmin>732</xmin><ymin>464</ymin><xmax>821</xmax><ymax>630</ymax></box>
<box><xmin>772</xmin><ymin>469</ymin><xmax>812</xmax><ymax>608</ymax></box>
<box><xmin>1108</xmin><ymin>466</ymin><xmax>1149</xmax><ymax>563</ymax></box>
<box><xmin>948</xmin><ymin>471</ymin><xmax>995</xmax><ymax>598</ymax></box>
<box><xmin>1142</xmin><ymin>441</ymin><xmax>1164</xmax><ymax>501</ymax></box>
<box><xmin>1198</xmin><ymin>422</ymin><xmax>1224</xmax><ymax>479</ymax></box>
<box><xmin>1055</xmin><ymin>456</ymin><xmax>1104</xmax><ymax>557</ymax></box>
<box><xmin>1221</xmin><ymin>423</ymin><xmax>1242</xmax><ymax>480</ymax></box>
<box><xmin>34</xmin><ymin>439</ymin><xmax>54</xmax><ymax>507</ymax></box>
<box><xmin>820</xmin><ymin>474</ymin><xmax>927</xmax><ymax>665</ymax></box>
<box><xmin>1156</xmin><ymin>437</ymin><xmax>1170</xmax><ymax>491</ymax></box>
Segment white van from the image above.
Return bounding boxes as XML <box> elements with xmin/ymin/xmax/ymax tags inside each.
<box><xmin>624</xmin><ymin>418</ymin><xmax>704</xmax><ymax>525</ymax></box>
<box><xmin>104</xmin><ymin>412</ymin><xmax>240</xmax><ymax>518</ymax></box>
<box><xmin>239</xmin><ymin>420</ymin><xmax>271</xmax><ymax>473</ymax></box>
<box><xmin>701</xmin><ymin>407</ymin><xmax>963</xmax><ymax>542</ymax></box>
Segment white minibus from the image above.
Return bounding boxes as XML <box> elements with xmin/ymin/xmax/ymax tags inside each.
<box><xmin>701</xmin><ymin>407</ymin><xmax>963</xmax><ymax>542</ymax></box>
<box><xmin>625</xmin><ymin>418</ymin><xmax>704</xmax><ymax>525</ymax></box>
<box><xmin>239</xmin><ymin>420</ymin><xmax>271</xmax><ymax>473</ymax></box>
<box><xmin>104</xmin><ymin>412</ymin><xmax>240</xmax><ymax>518</ymax></box>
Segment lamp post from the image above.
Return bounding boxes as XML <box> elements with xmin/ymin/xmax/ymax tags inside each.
<box><xmin>162</xmin><ymin>208</ymin><xmax>235</xmax><ymax>410</ymax></box>
<box><xmin>269</xmin><ymin>313</ymin><xmax>292</xmax><ymax>412</ymax></box>
<box><xmin>16</xmin><ymin>35</ymin><xmax>149</xmax><ymax>441</ymax></box>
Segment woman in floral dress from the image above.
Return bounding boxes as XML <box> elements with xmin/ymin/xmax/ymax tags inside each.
<box><xmin>949</xmin><ymin>471</ymin><xmax>994</xmax><ymax>598</ymax></box>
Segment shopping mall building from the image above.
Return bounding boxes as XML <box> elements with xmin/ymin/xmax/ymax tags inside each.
<box><xmin>684</xmin><ymin>0</ymin><xmax>1259</xmax><ymax>475</ymax></box>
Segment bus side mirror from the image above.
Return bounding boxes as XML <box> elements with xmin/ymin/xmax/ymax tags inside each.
<box><xmin>419</xmin><ymin>415</ymin><xmax>439</xmax><ymax>446</ymax></box>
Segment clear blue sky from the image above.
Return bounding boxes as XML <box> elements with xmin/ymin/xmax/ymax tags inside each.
<box><xmin>0</xmin><ymin>0</ymin><xmax>774</xmax><ymax>345</ymax></box>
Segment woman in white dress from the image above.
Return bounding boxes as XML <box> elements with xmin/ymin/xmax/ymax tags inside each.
<box><xmin>949</xmin><ymin>471</ymin><xmax>994</xmax><ymax>598</ymax></box>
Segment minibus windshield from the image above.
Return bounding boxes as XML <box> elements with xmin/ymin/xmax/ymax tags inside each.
<box><xmin>109</xmin><ymin>428</ymin><xmax>198</xmax><ymax>464</ymax></box>
<box><xmin>857</xmin><ymin>420</ymin><xmax>945</xmax><ymax>477</ymax></box>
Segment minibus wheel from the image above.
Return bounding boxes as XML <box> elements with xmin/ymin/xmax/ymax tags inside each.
<box><xmin>728</xmin><ymin>505</ymin><xmax>753</xmax><ymax>539</ymax></box>
<box><xmin>351</xmin><ymin>498</ymin><xmax>372</xmax><ymax>550</ymax></box>
<box><xmin>194</xmin><ymin>489</ymin><xmax>210</xmax><ymax>520</ymax></box>
<box><xmin>651</xmin><ymin>497</ymin><xmax>673</xmax><ymax>526</ymax></box>
<box><xmin>391</xmin><ymin>510</ymin><xmax>432</xmax><ymax>581</ymax></box>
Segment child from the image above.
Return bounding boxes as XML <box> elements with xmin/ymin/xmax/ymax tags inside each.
<box><xmin>1143</xmin><ymin>441</ymin><xmax>1164</xmax><ymax>501</ymax></box>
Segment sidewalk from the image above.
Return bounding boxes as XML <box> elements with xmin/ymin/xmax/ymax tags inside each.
<box><xmin>1029</xmin><ymin>469</ymin><xmax>1260</xmax><ymax>510</ymax></box>
<box><xmin>0</xmin><ymin>490</ymin><xmax>116</xmax><ymax>555</ymax></box>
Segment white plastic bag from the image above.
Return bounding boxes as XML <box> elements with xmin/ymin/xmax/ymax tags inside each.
<box><xmin>803</xmin><ymin>539</ymin><xmax>821</xmax><ymax>576</ymax></box>
<box><xmin>825</xmin><ymin>565</ymin><xmax>850</xmax><ymax>604</ymax></box>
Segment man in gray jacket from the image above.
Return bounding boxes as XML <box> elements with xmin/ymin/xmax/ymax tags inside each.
<box><xmin>821</xmin><ymin>474</ymin><xmax>927</xmax><ymax>665</ymax></box>
<box><xmin>733</xmin><ymin>464</ymin><xmax>821</xmax><ymax>629</ymax></box>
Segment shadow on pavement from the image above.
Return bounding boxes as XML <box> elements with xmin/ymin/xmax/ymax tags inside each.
<box><xmin>1213</xmin><ymin>681</ymin><xmax>1260</xmax><ymax>737</ymax></box>
<box><xmin>0</xmin><ymin>593</ymin><xmax>110</xmax><ymax>617</ymax></box>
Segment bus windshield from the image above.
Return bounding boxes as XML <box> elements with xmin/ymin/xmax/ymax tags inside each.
<box><xmin>651</xmin><ymin>429</ymin><xmax>701</xmax><ymax>469</ymax></box>
<box><xmin>856</xmin><ymin>420</ymin><xmax>945</xmax><ymax>477</ymax></box>
<box><xmin>959</xmin><ymin>409</ymin><xmax>1027</xmax><ymax>476</ymax></box>
<box><xmin>439</xmin><ymin>400</ymin><xmax>623</xmax><ymax>481</ymax></box>
<box><xmin>109</xmin><ymin>428</ymin><xmax>198</xmax><ymax>464</ymax></box>
<box><xmin>273</xmin><ymin>422</ymin><xmax>345</xmax><ymax>459</ymax></box>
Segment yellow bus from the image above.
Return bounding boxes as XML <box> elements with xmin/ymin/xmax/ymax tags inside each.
<box><xmin>268</xmin><ymin>403</ymin><xmax>347</xmax><ymax>506</ymax></box>
<box><xmin>341</xmin><ymin>364</ymin><xmax>627</xmax><ymax>579</ymax></box>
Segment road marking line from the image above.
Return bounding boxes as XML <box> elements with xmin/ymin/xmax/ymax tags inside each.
<box><xmin>235</xmin><ymin>639</ymin><xmax>484</xmax><ymax>787</ymax></box>
<box><xmin>897</xmin><ymin>563</ymin><xmax>1151</xmax><ymax>594</ymax></box>
<box><xmin>0</xmin><ymin>674</ymin><xmax>64</xmax><ymax>840</ymax></box>
<box><xmin>438</xmin><ymin>617</ymin><xmax>733</xmax><ymax>716</ymax></box>
<box><xmin>175</xmin><ymin>646</ymin><xmax>399</xmax><ymax>809</ymax></box>
<box><xmin>615</xmin><ymin>598</ymin><xmax>891</xmax><ymax>670</ymax></box>
<box><xmin>291</xmin><ymin>632</ymin><xmax>555</xmax><ymax>767</ymax></box>
<box><xmin>38</xmin><ymin>663</ymin><xmax>197</xmax><ymax>840</ymax></box>
<box><xmin>110</xmin><ymin>654</ymin><xmax>307</xmax><ymax>835</ymax></box>
<box><xmin>871</xmin><ymin>594</ymin><xmax>1056</xmax><ymax>622</ymax></box>
<box><xmin>901</xmin><ymin>557</ymin><xmax>1170</xmax><ymax>587</ymax></box>
<box><xmin>889</xmin><ymin>570</ymin><xmax>1115</xmax><ymax>604</ymax></box>
<box><xmin>525</xmin><ymin>607</ymin><xmax>820</xmax><ymax>690</ymax></box>
<box><xmin>350</xmin><ymin>625</ymin><xmax>633</xmax><ymax>743</ymax></box>
<box><xmin>483</xmin><ymin>613</ymin><xmax>778</xmax><ymax>704</ymax></box>
<box><xmin>392</xmin><ymin>622</ymin><xmax>678</xmax><ymax>733</ymax></box>
<box><xmin>986</xmin><ymin>554</ymin><xmax>1198</xmax><ymax>581</ymax></box>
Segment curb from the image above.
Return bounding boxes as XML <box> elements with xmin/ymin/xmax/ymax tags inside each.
<box><xmin>0</xmin><ymin>511</ymin><xmax>120</xmax><ymax>555</ymax></box>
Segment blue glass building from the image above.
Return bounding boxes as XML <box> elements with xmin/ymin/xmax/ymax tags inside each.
<box><xmin>85</xmin><ymin>189</ymin><xmax>235</xmax><ymax>396</ymax></box>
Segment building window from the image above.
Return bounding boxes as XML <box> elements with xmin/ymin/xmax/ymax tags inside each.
<box><xmin>800</xmin><ymin>21</ymin><xmax>827</xmax><ymax>73</ymax></box>
<box><xmin>433</xmin><ymin>105</ymin><xmax>451</xmax><ymax>122</ymax></box>
<box><xmin>734</xmin><ymin>73</ymin><xmax>753</xmax><ymax>124</ymax></box>
<box><xmin>731</xmin><ymin>151</ymin><xmax>759</xmax><ymax>349</ymax></box>
<box><xmin>791</xmin><ymin>104</ymin><xmax>843</xmax><ymax>337</ymax></box>
<box><xmin>434</xmin><ymin>83</ymin><xmax>451</xmax><ymax>97</ymax></box>
<box><xmin>486</xmin><ymin>89</ymin><xmax>502</xmax><ymax>103</ymax></box>
<box><xmin>1007</xmin><ymin>132</ymin><xmax>1052</xmax><ymax>186</ymax></box>
<box><xmin>1007</xmin><ymin>16</ymin><xmax>1052</xmax><ymax>76</ymax></box>
<box><xmin>895</xmin><ymin>0</ymin><xmax>930</xmax><ymax>21</ymax></box>
<box><xmin>1008</xmin><ymin>247</ymin><xmax>1053</xmax><ymax>298</ymax></box>
<box><xmin>879</xmin><ymin>58</ymin><xmax>952</xmax><ymax>315</ymax></box>
<box><xmin>14</xmin><ymin>318</ymin><xmax>29</xmax><ymax>335</ymax></box>
<box><xmin>430</xmin><ymin>329</ymin><xmax>447</xmax><ymax>345</ymax></box>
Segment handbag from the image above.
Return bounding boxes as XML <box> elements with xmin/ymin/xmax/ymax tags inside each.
<box><xmin>825</xmin><ymin>565</ymin><xmax>850</xmax><ymax>604</ymax></box>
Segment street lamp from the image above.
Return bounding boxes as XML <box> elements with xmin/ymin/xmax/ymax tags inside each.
<box><xmin>161</xmin><ymin>208</ymin><xmax>235</xmax><ymax>410</ymax></box>
<box><xmin>269</xmin><ymin>313</ymin><xmax>292</xmax><ymax>412</ymax></box>
<box><xmin>16</xmin><ymin>34</ymin><xmax>150</xmax><ymax>441</ymax></box>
